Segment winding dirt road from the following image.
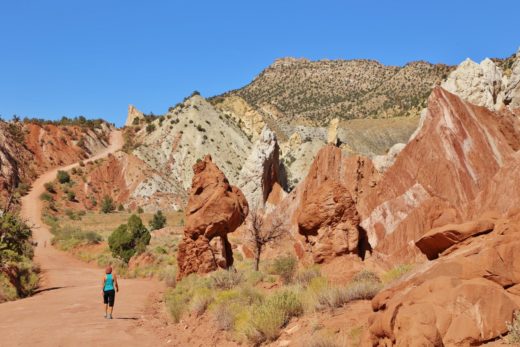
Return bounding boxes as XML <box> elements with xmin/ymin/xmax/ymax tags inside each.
<box><xmin>0</xmin><ymin>131</ymin><xmax>163</xmax><ymax>346</ymax></box>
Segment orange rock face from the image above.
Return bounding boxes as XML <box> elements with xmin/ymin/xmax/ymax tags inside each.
<box><xmin>359</xmin><ymin>87</ymin><xmax>520</xmax><ymax>260</ymax></box>
<box><xmin>176</xmin><ymin>155</ymin><xmax>248</xmax><ymax>279</ymax></box>
<box><xmin>367</xmin><ymin>218</ymin><xmax>520</xmax><ymax>346</ymax></box>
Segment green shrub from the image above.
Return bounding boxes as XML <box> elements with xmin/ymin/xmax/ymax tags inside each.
<box><xmin>0</xmin><ymin>213</ymin><xmax>39</xmax><ymax>299</ymax></box>
<box><xmin>117</xmin><ymin>204</ymin><xmax>125</xmax><ymax>212</ymax></box>
<box><xmin>66</xmin><ymin>190</ymin><xmax>76</xmax><ymax>201</ymax></box>
<box><xmin>51</xmin><ymin>225</ymin><xmax>102</xmax><ymax>250</ymax></box>
<box><xmin>100</xmin><ymin>195</ymin><xmax>115</xmax><ymax>214</ymax></box>
<box><xmin>15</xmin><ymin>182</ymin><xmax>31</xmax><ymax>196</ymax></box>
<box><xmin>44</xmin><ymin>182</ymin><xmax>56</xmax><ymax>194</ymax></box>
<box><xmin>57</xmin><ymin>170</ymin><xmax>70</xmax><ymax>184</ymax></box>
<box><xmin>146</xmin><ymin>123</ymin><xmax>156</xmax><ymax>133</ymax></box>
<box><xmin>40</xmin><ymin>192</ymin><xmax>53</xmax><ymax>201</ymax></box>
<box><xmin>248</xmin><ymin>290</ymin><xmax>303</xmax><ymax>343</ymax></box>
<box><xmin>272</xmin><ymin>255</ymin><xmax>298</xmax><ymax>284</ymax></box>
<box><xmin>149</xmin><ymin>210</ymin><xmax>166</xmax><ymax>231</ymax></box>
<box><xmin>137</xmin><ymin>206</ymin><xmax>144</xmax><ymax>214</ymax></box>
<box><xmin>108</xmin><ymin>214</ymin><xmax>151</xmax><ymax>263</ymax></box>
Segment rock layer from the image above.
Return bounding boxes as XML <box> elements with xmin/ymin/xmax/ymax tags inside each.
<box><xmin>176</xmin><ymin>155</ymin><xmax>248</xmax><ymax>279</ymax></box>
<box><xmin>237</xmin><ymin>126</ymin><xmax>286</xmax><ymax>208</ymax></box>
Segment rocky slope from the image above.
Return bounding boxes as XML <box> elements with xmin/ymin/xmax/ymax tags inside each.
<box><xmin>217</xmin><ymin>58</ymin><xmax>453</xmax><ymax>125</ymax></box>
<box><xmin>0</xmin><ymin>119</ymin><xmax>113</xmax><ymax>210</ymax></box>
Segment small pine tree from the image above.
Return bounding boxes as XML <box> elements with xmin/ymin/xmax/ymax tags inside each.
<box><xmin>108</xmin><ymin>214</ymin><xmax>151</xmax><ymax>262</ymax></box>
<box><xmin>101</xmin><ymin>195</ymin><xmax>115</xmax><ymax>214</ymax></box>
<box><xmin>149</xmin><ymin>210</ymin><xmax>167</xmax><ymax>231</ymax></box>
<box><xmin>57</xmin><ymin>170</ymin><xmax>70</xmax><ymax>184</ymax></box>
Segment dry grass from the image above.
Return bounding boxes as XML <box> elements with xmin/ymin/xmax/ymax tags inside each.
<box><xmin>55</xmin><ymin>211</ymin><xmax>184</xmax><ymax>238</ymax></box>
<box><xmin>507</xmin><ymin>311</ymin><xmax>520</xmax><ymax>344</ymax></box>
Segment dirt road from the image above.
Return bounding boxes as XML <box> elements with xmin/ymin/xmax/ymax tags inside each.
<box><xmin>0</xmin><ymin>131</ymin><xmax>163</xmax><ymax>347</ymax></box>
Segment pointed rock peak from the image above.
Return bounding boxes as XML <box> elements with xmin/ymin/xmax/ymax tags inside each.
<box><xmin>125</xmin><ymin>104</ymin><xmax>144</xmax><ymax>126</ymax></box>
<box><xmin>327</xmin><ymin>118</ymin><xmax>340</xmax><ymax>146</ymax></box>
<box><xmin>238</xmin><ymin>125</ymin><xmax>285</xmax><ymax>208</ymax></box>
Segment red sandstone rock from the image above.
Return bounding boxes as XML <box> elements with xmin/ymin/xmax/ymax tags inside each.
<box><xmin>367</xmin><ymin>218</ymin><xmax>520</xmax><ymax>346</ymax></box>
<box><xmin>176</xmin><ymin>155</ymin><xmax>248</xmax><ymax>279</ymax></box>
<box><xmin>415</xmin><ymin>219</ymin><xmax>495</xmax><ymax>259</ymax></box>
<box><xmin>359</xmin><ymin>87</ymin><xmax>520</xmax><ymax>260</ymax></box>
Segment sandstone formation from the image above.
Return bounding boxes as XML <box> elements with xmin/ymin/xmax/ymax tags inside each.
<box><xmin>125</xmin><ymin>104</ymin><xmax>144</xmax><ymax>127</ymax></box>
<box><xmin>415</xmin><ymin>219</ymin><xmax>495</xmax><ymax>260</ymax></box>
<box><xmin>237</xmin><ymin>127</ymin><xmax>286</xmax><ymax>209</ymax></box>
<box><xmin>326</xmin><ymin>118</ymin><xmax>339</xmax><ymax>145</ymax></box>
<box><xmin>359</xmin><ymin>87</ymin><xmax>520</xmax><ymax>259</ymax></box>
<box><xmin>367</xmin><ymin>218</ymin><xmax>520</xmax><ymax>346</ymax></box>
<box><xmin>442</xmin><ymin>58</ymin><xmax>504</xmax><ymax>110</ymax></box>
<box><xmin>504</xmin><ymin>48</ymin><xmax>520</xmax><ymax>109</ymax></box>
<box><xmin>176</xmin><ymin>155</ymin><xmax>248</xmax><ymax>279</ymax></box>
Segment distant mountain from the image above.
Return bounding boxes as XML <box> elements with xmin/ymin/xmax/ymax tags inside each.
<box><xmin>214</xmin><ymin>57</ymin><xmax>454</xmax><ymax>125</ymax></box>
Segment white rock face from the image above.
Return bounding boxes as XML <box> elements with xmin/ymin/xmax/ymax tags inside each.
<box><xmin>504</xmin><ymin>49</ymin><xmax>520</xmax><ymax>109</ymax></box>
<box><xmin>372</xmin><ymin>143</ymin><xmax>406</xmax><ymax>173</ymax></box>
<box><xmin>125</xmin><ymin>105</ymin><xmax>144</xmax><ymax>127</ymax></box>
<box><xmin>237</xmin><ymin>126</ymin><xmax>284</xmax><ymax>208</ymax></box>
<box><xmin>327</xmin><ymin>118</ymin><xmax>340</xmax><ymax>145</ymax></box>
<box><xmin>442</xmin><ymin>58</ymin><xmax>504</xmax><ymax>110</ymax></box>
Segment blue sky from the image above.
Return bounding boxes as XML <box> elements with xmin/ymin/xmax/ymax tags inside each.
<box><xmin>1</xmin><ymin>1</ymin><xmax>518</xmax><ymax>127</ymax></box>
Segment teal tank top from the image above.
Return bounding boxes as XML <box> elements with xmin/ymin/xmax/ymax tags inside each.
<box><xmin>104</xmin><ymin>274</ymin><xmax>114</xmax><ymax>291</ymax></box>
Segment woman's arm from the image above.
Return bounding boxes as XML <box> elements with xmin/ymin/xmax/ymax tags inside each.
<box><xmin>102</xmin><ymin>277</ymin><xmax>105</xmax><ymax>292</ymax></box>
<box><xmin>114</xmin><ymin>274</ymin><xmax>119</xmax><ymax>292</ymax></box>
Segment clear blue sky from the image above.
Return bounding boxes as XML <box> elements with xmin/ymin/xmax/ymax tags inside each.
<box><xmin>1</xmin><ymin>0</ymin><xmax>518</xmax><ymax>127</ymax></box>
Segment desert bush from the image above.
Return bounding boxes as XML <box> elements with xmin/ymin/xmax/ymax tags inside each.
<box><xmin>295</xmin><ymin>266</ymin><xmax>321</xmax><ymax>287</ymax></box>
<box><xmin>507</xmin><ymin>311</ymin><xmax>520</xmax><ymax>344</ymax></box>
<box><xmin>191</xmin><ymin>289</ymin><xmax>214</xmax><ymax>317</ymax></box>
<box><xmin>66</xmin><ymin>190</ymin><xmax>76</xmax><ymax>201</ymax></box>
<box><xmin>159</xmin><ymin>266</ymin><xmax>177</xmax><ymax>287</ymax></box>
<box><xmin>315</xmin><ymin>286</ymin><xmax>351</xmax><ymax>310</ymax></box>
<box><xmin>213</xmin><ymin>303</ymin><xmax>236</xmax><ymax>331</ymax></box>
<box><xmin>56</xmin><ymin>170</ymin><xmax>70</xmax><ymax>184</ymax></box>
<box><xmin>44</xmin><ymin>182</ymin><xmax>56</xmax><ymax>193</ymax></box>
<box><xmin>117</xmin><ymin>204</ymin><xmax>125</xmax><ymax>212</ymax></box>
<box><xmin>345</xmin><ymin>280</ymin><xmax>381</xmax><ymax>301</ymax></box>
<box><xmin>146</xmin><ymin>123</ymin><xmax>156</xmax><ymax>133</ymax></box>
<box><xmin>165</xmin><ymin>274</ymin><xmax>210</xmax><ymax>323</ymax></box>
<box><xmin>315</xmin><ymin>278</ymin><xmax>381</xmax><ymax>310</ymax></box>
<box><xmin>137</xmin><ymin>206</ymin><xmax>144</xmax><ymax>214</ymax></box>
<box><xmin>382</xmin><ymin>264</ymin><xmax>414</xmax><ymax>284</ymax></box>
<box><xmin>40</xmin><ymin>192</ymin><xmax>53</xmax><ymax>201</ymax></box>
<box><xmin>149</xmin><ymin>210</ymin><xmax>166</xmax><ymax>231</ymax></box>
<box><xmin>248</xmin><ymin>290</ymin><xmax>303</xmax><ymax>343</ymax></box>
<box><xmin>351</xmin><ymin>270</ymin><xmax>381</xmax><ymax>284</ymax></box>
<box><xmin>211</xmin><ymin>269</ymin><xmax>243</xmax><ymax>290</ymax></box>
<box><xmin>100</xmin><ymin>195</ymin><xmax>115</xmax><ymax>214</ymax></box>
<box><xmin>272</xmin><ymin>255</ymin><xmax>298</xmax><ymax>284</ymax></box>
<box><xmin>303</xmin><ymin>333</ymin><xmax>344</xmax><ymax>347</ymax></box>
<box><xmin>108</xmin><ymin>214</ymin><xmax>151</xmax><ymax>262</ymax></box>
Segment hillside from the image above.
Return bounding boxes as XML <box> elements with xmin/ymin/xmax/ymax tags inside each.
<box><xmin>214</xmin><ymin>58</ymin><xmax>453</xmax><ymax>125</ymax></box>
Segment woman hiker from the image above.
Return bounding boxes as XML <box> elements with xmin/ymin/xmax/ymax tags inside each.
<box><xmin>102</xmin><ymin>266</ymin><xmax>119</xmax><ymax>319</ymax></box>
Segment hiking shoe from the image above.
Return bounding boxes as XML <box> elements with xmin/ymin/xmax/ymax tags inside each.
<box><xmin>108</xmin><ymin>314</ymin><xmax>113</xmax><ymax>319</ymax></box>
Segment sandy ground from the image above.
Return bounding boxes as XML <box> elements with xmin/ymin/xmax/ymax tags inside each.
<box><xmin>0</xmin><ymin>131</ymin><xmax>164</xmax><ymax>347</ymax></box>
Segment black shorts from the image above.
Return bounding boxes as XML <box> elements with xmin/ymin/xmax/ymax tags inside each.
<box><xmin>103</xmin><ymin>289</ymin><xmax>115</xmax><ymax>307</ymax></box>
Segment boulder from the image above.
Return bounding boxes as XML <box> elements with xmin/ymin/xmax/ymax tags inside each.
<box><xmin>176</xmin><ymin>155</ymin><xmax>248</xmax><ymax>279</ymax></box>
<box><xmin>367</xmin><ymin>218</ymin><xmax>520</xmax><ymax>346</ymax></box>
<box><xmin>295</xmin><ymin>145</ymin><xmax>363</xmax><ymax>263</ymax></box>
<box><xmin>442</xmin><ymin>58</ymin><xmax>504</xmax><ymax>110</ymax></box>
<box><xmin>415</xmin><ymin>219</ymin><xmax>495</xmax><ymax>260</ymax></box>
